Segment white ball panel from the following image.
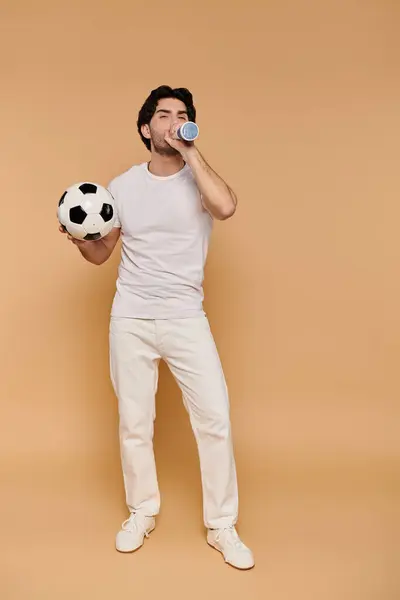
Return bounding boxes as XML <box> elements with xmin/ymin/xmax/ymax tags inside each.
<box><xmin>63</xmin><ymin>187</ymin><xmax>86</xmax><ymax>209</ymax></box>
<box><xmin>96</xmin><ymin>186</ymin><xmax>115</xmax><ymax>204</ymax></box>
<box><xmin>57</xmin><ymin>203</ymin><xmax>68</xmax><ymax>226</ymax></box>
<box><xmin>64</xmin><ymin>222</ymin><xmax>87</xmax><ymax>240</ymax></box>
<box><xmin>81</xmin><ymin>194</ymin><xmax>103</xmax><ymax>214</ymax></box>
<box><xmin>83</xmin><ymin>213</ymin><xmax>105</xmax><ymax>235</ymax></box>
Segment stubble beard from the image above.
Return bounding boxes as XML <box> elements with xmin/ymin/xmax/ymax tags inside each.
<box><xmin>151</xmin><ymin>133</ymin><xmax>180</xmax><ymax>158</ymax></box>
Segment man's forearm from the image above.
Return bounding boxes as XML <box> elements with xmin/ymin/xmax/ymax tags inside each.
<box><xmin>182</xmin><ymin>146</ymin><xmax>237</xmax><ymax>220</ymax></box>
<box><xmin>77</xmin><ymin>239</ymin><xmax>111</xmax><ymax>265</ymax></box>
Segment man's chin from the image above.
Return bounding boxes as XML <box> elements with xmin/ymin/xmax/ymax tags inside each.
<box><xmin>154</xmin><ymin>143</ymin><xmax>180</xmax><ymax>157</ymax></box>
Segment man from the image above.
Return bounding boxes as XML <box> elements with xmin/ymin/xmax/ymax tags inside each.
<box><xmin>60</xmin><ymin>86</ymin><xmax>254</xmax><ymax>570</ymax></box>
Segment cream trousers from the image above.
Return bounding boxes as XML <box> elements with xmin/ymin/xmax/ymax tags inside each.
<box><xmin>109</xmin><ymin>315</ymin><xmax>239</xmax><ymax>529</ymax></box>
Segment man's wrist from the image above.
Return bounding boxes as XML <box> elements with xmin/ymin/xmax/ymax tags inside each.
<box><xmin>181</xmin><ymin>144</ymin><xmax>198</xmax><ymax>163</ymax></box>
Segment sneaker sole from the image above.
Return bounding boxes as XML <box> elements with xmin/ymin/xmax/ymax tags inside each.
<box><xmin>116</xmin><ymin>524</ymin><xmax>155</xmax><ymax>553</ymax></box>
<box><xmin>207</xmin><ymin>540</ymin><xmax>255</xmax><ymax>571</ymax></box>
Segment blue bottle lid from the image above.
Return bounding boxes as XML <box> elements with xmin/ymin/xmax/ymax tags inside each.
<box><xmin>179</xmin><ymin>121</ymin><xmax>199</xmax><ymax>141</ymax></box>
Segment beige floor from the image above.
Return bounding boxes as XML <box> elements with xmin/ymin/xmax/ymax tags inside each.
<box><xmin>2</xmin><ymin>397</ymin><xmax>397</xmax><ymax>600</ymax></box>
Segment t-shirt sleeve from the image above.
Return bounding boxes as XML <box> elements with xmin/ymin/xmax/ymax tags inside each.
<box><xmin>107</xmin><ymin>179</ymin><xmax>121</xmax><ymax>228</ymax></box>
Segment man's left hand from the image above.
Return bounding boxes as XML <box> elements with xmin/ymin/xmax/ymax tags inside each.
<box><xmin>164</xmin><ymin>123</ymin><xmax>195</xmax><ymax>157</ymax></box>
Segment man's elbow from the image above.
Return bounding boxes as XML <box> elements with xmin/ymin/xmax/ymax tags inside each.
<box><xmin>203</xmin><ymin>190</ymin><xmax>237</xmax><ymax>220</ymax></box>
<box><xmin>218</xmin><ymin>206</ymin><xmax>236</xmax><ymax>220</ymax></box>
<box><xmin>218</xmin><ymin>197</ymin><xmax>237</xmax><ymax>220</ymax></box>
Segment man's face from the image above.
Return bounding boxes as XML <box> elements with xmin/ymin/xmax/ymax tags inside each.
<box><xmin>143</xmin><ymin>97</ymin><xmax>189</xmax><ymax>156</ymax></box>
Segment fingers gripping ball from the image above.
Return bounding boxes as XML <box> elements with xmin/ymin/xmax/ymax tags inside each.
<box><xmin>57</xmin><ymin>182</ymin><xmax>116</xmax><ymax>241</ymax></box>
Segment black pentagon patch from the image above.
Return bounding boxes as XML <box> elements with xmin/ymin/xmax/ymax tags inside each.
<box><xmin>84</xmin><ymin>232</ymin><xmax>102</xmax><ymax>241</ymax></box>
<box><xmin>100</xmin><ymin>203</ymin><xmax>114</xmax><ymax>222</ymax></box>
<box><xmin>79</xmin><ymin>183</ymin><xmax>97</xmax><ymax>195</ymax></box>
<box><xmin>69</xmin><ymin>205</ymin><xmax>87</xmax><ymax>224</ymax></box>
<box><xmin>58</xmin><ymin>191</ymin><xmax>67</xmax><ymax>206</ymax></box>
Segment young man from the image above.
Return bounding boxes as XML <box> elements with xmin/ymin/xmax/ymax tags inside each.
<box><xmin>60</xmin><ymin>86</ymin><xmax>254</xmax><ymax>570</ymax></box>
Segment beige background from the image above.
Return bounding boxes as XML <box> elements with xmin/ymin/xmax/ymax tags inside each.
<box><xmin>1</xmin><ymin>0</ymin><xmax>399</xmax><ymax>598</ymax></box>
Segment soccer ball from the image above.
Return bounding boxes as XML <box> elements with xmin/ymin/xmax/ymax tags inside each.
<box><xmin>57</xmin><ymin>182</ymin><xmax>116</xmax><ymax>241</ymax></box>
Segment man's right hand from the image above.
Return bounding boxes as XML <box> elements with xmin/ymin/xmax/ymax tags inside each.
<box><xmin>58</xmin><ymin>223</ymin><xmax>121</xmax><ymax>265</ymax></box>
<box><xmin>59</xmin><ymin>224</ymin><xmax>88</xmax><ymax>247</ymax></box>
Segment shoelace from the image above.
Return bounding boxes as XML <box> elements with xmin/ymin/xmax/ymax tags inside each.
<box><xmin>121</xmin><ymin>513</ymin><xmax>150</xmax><ymax>536</ymax></box>
<box><xmin>215</xmin><ymin>526</ymin><xmax>245</xmax><ymax>550</ymax></box>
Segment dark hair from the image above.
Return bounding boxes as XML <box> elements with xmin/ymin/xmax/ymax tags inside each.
<box><xmin>137</xmin><ymin>85</ymin><xmax>196</xmax><ymax>151</ymax></box>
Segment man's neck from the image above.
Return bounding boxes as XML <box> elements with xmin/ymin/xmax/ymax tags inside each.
<box><xmin>147</xmin><ymin>153</ymin><xmax>185</xmax><ymax>177</ymax></box>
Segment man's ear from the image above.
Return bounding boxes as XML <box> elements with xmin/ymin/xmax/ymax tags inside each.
<box><xmin>141</xmin><ymin>124</ymin><xmax>151</xmax><ymax>140</ymax></box>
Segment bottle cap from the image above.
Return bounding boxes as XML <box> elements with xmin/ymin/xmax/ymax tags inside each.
<box><xmin>178</xmin><ymin>122</ymin><xmax>199</xmax><ymax>141</ymax></box>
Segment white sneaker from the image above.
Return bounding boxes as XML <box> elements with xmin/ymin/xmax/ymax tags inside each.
<box><xmin>115</xmin><ymin>512</ymin><xmax>155</xmax><ymax>553</ymax></box>
<box><xmin>207</xmin><ymin>526</ymin><xmax>255</xmax><ymax>570</ymax></box>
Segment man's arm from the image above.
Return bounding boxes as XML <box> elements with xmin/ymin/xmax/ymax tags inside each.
<box><xmin>164</xmin><ymin>128</ymin><xmax>237</xmax><ymax>221</ymax></box>
<box><xmin>60</xmin><ymin>225</ymin><xmax>121</xmax><ymax>265</ymax></box>
<box><xmin>182</xmin><ymin>147</ymin><xmax>237</xmax><ymax>220</ymax></box>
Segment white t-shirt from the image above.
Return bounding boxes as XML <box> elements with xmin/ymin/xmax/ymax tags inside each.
<box><xmin>107</xmin><ymin>162</ymin><xmax>213</xmax><ymax>319</ymax></box>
